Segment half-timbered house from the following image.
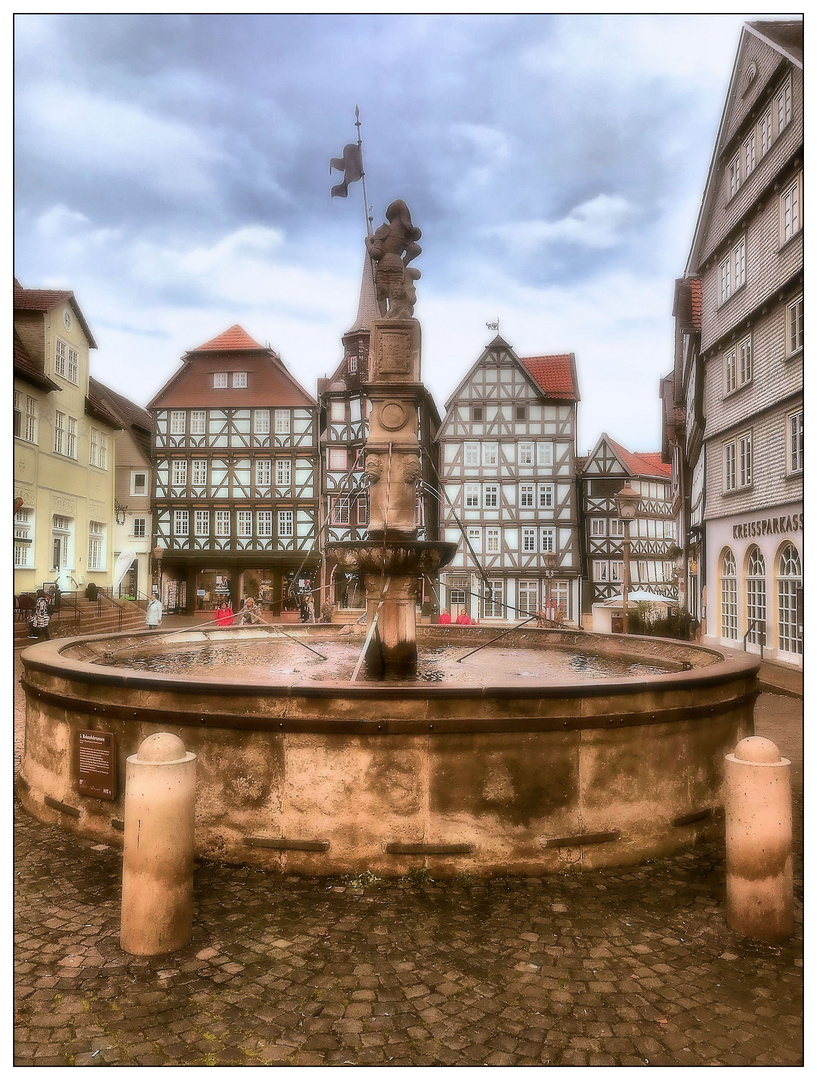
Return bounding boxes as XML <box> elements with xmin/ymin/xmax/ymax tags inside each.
<box><xmin>579</xmin><ymin>434</ymin><xmax>677</xmax><ymax>617</ymax></box>
<box><xmin>148</xmin><ymin>325</ymin><xmax>319</xmax><ymax>615</ymax></box>
<box><xmin>317</xmin><ymin>253</ymin><xmax>441</xmax><ymax>614</ymax></box>
<box><xmin>437</xmin><ymin>336</ymin><xmax>581</xmax><ymax>624</ymax></box>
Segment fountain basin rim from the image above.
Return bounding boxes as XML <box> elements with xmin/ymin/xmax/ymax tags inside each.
<box><xmin>21</xmin><ymin>629</ymin><xmax>760</xmax><ymax>701</ymax></box>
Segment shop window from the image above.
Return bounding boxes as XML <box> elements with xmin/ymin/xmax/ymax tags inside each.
<box><xmin>745</xmin><ymin>546</ymin><xmax>766</xmax><ymax>646</ymax></box>
<box><xmin>777</xmin><ymin>543</ymin><xmax>802</xmax><ymax>656</ymax></box>
<box><xmin>720</xmin><ymin>548</ymin><xmax>738</xmax><ymax>640</ymax></box>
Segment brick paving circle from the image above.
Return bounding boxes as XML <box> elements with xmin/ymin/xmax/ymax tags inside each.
<box><xmin>14</xmin><ymin>662</ymin><xmax>803</xmax><ymax>1067</ymax></box>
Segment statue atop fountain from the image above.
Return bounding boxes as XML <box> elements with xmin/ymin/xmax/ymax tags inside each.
<box><xmin>330</xmin><ymin>200</ymin><xmax>456</xmax><ymax>674</ymax></box>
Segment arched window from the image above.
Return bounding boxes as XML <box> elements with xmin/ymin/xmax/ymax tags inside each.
<box><xmin>720</xmin><ymin>548</ymin><xmax>738</xmax><ymax>640</ymax></box>
<box><xmin>745</xmin><ymin>546</ymin><xmax>766</xmax><ymax>646</ymax></box>
<box><xmin>777</xmin><ymin>543</ymin><xmax>802</xmax><ymax>656</ymax></box>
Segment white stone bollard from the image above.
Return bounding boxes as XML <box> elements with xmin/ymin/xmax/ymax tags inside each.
<box><xmin>725</xmin><ymin>736</ymin><xmax>793</xmax><ymax>943</ymax></box>
<box><xmin>121</xmin><ymin>732</ymin><xmax>196</xmax><ymax>956</ymax></box>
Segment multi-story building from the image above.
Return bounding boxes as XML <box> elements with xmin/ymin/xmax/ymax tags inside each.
<box><xmin>14</xmin><ymin>280</ymin><xmax>121</xmax><ymax>595</ymax></box>
<box><xmin>90</xmin><ymin>379</ymin><xmax>154</xmax><ymax>601</ymax></box>
<box><xmin>670</xmin><ymin>19</ymin><xmax>802</xmax><ymax>666</ymax></box>
<box><xmin>317</xmin><ymin>253</ymin><xmax>441</xmax><ymax>613</ymax></box>
<box><xmin>579</xmin><ymin>433</ymin><xmax>676</xmax><ymax>618</ymax></box>
<box><xmin>437</xmin><ymin>335</ymin><xmax>581</xmax><ymax>624</ymax></box>
<box><xmin>148</xmin><ymin>325</ymin><xmax>320</xmax><ymax>615</ymax></box>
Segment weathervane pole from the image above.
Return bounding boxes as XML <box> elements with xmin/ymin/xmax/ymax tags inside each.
<box><xmin>355</xmin><ymin>105</ymin><xmax>374</xmax><ymax>239</ymax></box>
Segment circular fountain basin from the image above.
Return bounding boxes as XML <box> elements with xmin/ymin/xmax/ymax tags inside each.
<box><xmin>18</xmin><ymin>625</ymin><xmax>759</xmax><ymax>876</ymax></box>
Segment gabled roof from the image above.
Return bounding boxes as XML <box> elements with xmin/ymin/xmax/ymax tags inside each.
<box><xmin>13</xmin><ymin>329</ymin><xmax>61</xmax><ymax>392</ymax></box>
<box><xmin>189</xmin><ymin>324</ymin><xmax>267</xmax><ymax>354</ymax></box>
<box><xmin>746</xmin><ymin>19</ymin><xmax>803</xmax><ymax>66</ymax></box>
<box><xmin>85</xmin><ymin>385</ymin><xmax>124</xmax><ymax>431</ymax></box>
<box><xmin>14</xmin><ymin>280</ymin><xmax>98</xmax><ymax>349</ymax></box>
<box><xmin>605</xmin><ymin>435</ymin><xmax>671</xmax><ymax>479</ymax></box>
<box><xmin>345</xmin><ymin>249</ymin><xmax>379</xmax><ymax>336</ymax></box>
<box><xmin>520</xmin><ymin>354</ymin><xmax>580</xmax><ymax>401</ymax></box>
<box><xmin>90</xmin><ymin>378</ymin><xmax>153</xmax><ymax>455</ymax></box>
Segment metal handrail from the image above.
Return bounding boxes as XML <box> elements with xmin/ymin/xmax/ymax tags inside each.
<box><xmin>743</xmin><ymin>618</ymin><xmax>765</xmax><ymax>658</ymax></box>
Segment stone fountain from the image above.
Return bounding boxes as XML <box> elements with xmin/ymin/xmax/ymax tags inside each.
<box><xmin>329</xmin><ymin>200</ymin><xmax>456</xmax><ymax>674</ymax></box>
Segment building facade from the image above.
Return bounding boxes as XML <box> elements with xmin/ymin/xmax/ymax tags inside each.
<box><xmin>436</xmin><ymin>336</ymin><xmax>581</xmax><ymax>624</ymax></box>
<box><xmin>317</xmin><ymin>253</ymin><xmax>441</xmax><ymax>613</ymax></box>
<box><xmin>14</xmin><ymin>281</ymin><xmax>121</xmax><ymax>596</ymax></box>
<box><xmin>148</xmin><ymin>325</ymin><xmax>320</xmax><ymax>615</ymax></box>
<box><xmin>579</xmin><ymin>434</ymin><xmax>676</xmax><ymax>620</ymax></box>
<box><xmin>672</xmin><ymin>20</ymin><xmax>803</xmax><ymax>665</ymax></box>
<box><xmin>90</xmin><ymin>379</ymin><xmax>155</xmax><ymax>601</ymax></box>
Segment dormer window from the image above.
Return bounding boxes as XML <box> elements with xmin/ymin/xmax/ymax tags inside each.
<box><xmin>349</xmin><ymin>354</ymin><xmax>358</xmax><ymax>374</ymax></box>
<box><xmin>213</xmin><ymin>373</ymin><xmax>228</xmax><ymax>388</ymax></box>
<box><xmin>232</xmin><ymin>372</ymin><xmax>247</xmax><ymax>388</ymax></box>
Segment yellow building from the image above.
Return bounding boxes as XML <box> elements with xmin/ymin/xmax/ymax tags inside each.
<box><xmin>14</xmin><ymin>281</ymin><xmax>122</xmax><ymax>597</ymax></box>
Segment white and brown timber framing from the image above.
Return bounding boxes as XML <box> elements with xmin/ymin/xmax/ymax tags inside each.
<box><xmin>148</xmin><ymin>325</ymin><xmax>319</xmax><ymax>614</ymax></box>
<box><xmin>436</xmin><ymin>336</ymin><xmax>581</xmax><ymax>623</ymax></box>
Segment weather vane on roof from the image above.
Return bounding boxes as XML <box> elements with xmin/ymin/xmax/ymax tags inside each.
<box><xmin>486</xmin><ymin>318</ymin><xmax>500</xmax><ymax>334</ymax></box>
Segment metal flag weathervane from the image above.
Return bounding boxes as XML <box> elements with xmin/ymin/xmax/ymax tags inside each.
<box><xmin>330</xmin><ymin>105</ymin><xmax>373</xmax><ymax>237</ymax></box>
<box><xmin>486</xmin><ymin>318</ymin><xmax>500</xmax><ymax>333</ymax></box>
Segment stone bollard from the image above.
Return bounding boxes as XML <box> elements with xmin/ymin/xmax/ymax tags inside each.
<box><xmin>725</xmin><ymin>736</ymin><xmax>793</xmax><ymax>943</ymax></box>
<box><xmin>121</xmin><ymin>732</ymin><xmax>196</xmax><ymax>956</ymax></box>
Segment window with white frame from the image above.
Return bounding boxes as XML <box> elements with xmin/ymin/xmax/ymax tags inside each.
<box><xmin>67</xmin><ymin>416</ymin><xmax>77</xmax><ymax>459</ymax></box>
<box><xmin>590</xmin><ymin>518</ymin><xmax>606</xmax><ymax>537</ymax></box>
<box><xmin>611</xmin><ymin>561</ymin><xmax>625</xmax><ymax>583</ymax></box>
<box><xmin>192</xmin><ymin>459</ymin><xmax>207</xmax><ymax>486</ymax></box>
<box><xmin>776</xmin><ymin>75</ymin><xmax>792</xmax><ymax>132</ymax></box>
<box><xmin>255</xmin><ymin>459</ymin><xmax>271</xmax><ymax>487</ymax></box>
<box><xmin>356</xmin><ymin>495</ymin><xmax>369</xmax><ymax>525</ymax></box>
<box><xmin>330</xmin><ymin>401</ymin><xmax>345</xmax><ymax>422</ymax></box>
<box><xmin>254</xmin><ymin>409</ymin><xmax>270</xmax><ymax>435</ymax></box>
<box><xmin>170</xmin><ymin>410</ymin><xmax>186</xmax><ymax>435</ymax></box>
<box><xmin>131</xmin><ymin>471</ymin><xmax>148</xmax><ymax>496</ymax></box>
<box><xmin>54</xmin><ymin>412</ymin><xmax>64</xmax><ymax>455</ymax></box>
<box><xmin>328</xmin><ymin>448</ymin><xmax>347</xmax><ymax>471</ymax></box>
<box><xmin>538</xmin><ymin>483</ymin><xmax>555</xmax><ymax>510</ymax></box>
<box><xmin>724</xmin><ymin>347</ymin><xmax>737</xmax><ymax>395</ymax></box>
<box><xmin>278</xmin><ymin>510</ymin><xmax>294</xmax><ymax>538</ymax></box>
<box><xmin>522</xmin><ymin>527</ymin><xmax>537</xmax><ymax>553</ymax></box>
<box><xmin>609</xmin><ymin>519</ymin><xmax>625</xmax><ymax>538</ymax></box>
<box><xmin>466</xmin><ymin>527</ymin><xmax>481</xmax><ymax>553</ymax></box>
<box><xmin>195</xmin><ymin>510</ymin><xmax>210</xmax><ymax>536</ymax></box>
<box><xmin>738</xmin><ymin>336</ymin><xmax>752</xmax><ymax>386</ymax></box>
<box><xmin>788</xmin><ymin>409</ymin><xmax>803</xmax><ymax>474</ymax></box>
<box><xmin>720</xmin><ymin>548</ymin><xmax>738</xmax><ymax>639</ymax></box>
<box><xmin>88</xmin><ymin>521</ymin><xmax>105</xmax><ymax>571</ymax></box>
<box><xmin>13</xmin><ymin>391</ymin><xmax>22</xmax><ymax>439</ymax></box>
<box><xmin>552</xmin><ymin>580</ymin><xmax>570</xmax><ymax>618</ymax></box>
<box><xmin>464</xmin><ymin>442</ymin><xmax>479</xmax><ymax>466</ymax></box>
<box><xmin>191</xmin><ymin>410</ymin><xmax>206</xmax><ymax>435</ymax></box>
<box><xmin>781</xmin><ymin>175</ymin><xmax>801</xmax><ymax>244</ymax></box>
<box><xmin>55</xmin><ymin>340</ymin><xmax>78</xmax><ymax>384</ymax></box>
<box><xmin>728</xmin><ymin>152</ymin><xmax>741</xmax><ymax>198</ymax></box>
<box><xmin>745</xmin><ymin>546</ymin><xmax>766</xmax><ymax>646</ymax></box>
<box><xmin>637</xmin><ymin>560</ymin><xmax>648</xmax><ymax>583</ymax></box>
<box><xmin>274</xmin><ymin>409</ymin><xmax>290</xmax><ymax>434</ymax></box>
<box><xmin>132</xmin><ymin>518</ymin><xmax>146</xmax><ymax>538</ymax></box>
<box><xmin>276</xmin><ymin>459</ymin><xmax>291</xmax><ymax>487</ymax></box>
<box><xmin>537</xmin><ymin>442</ymin><xmax>554</xmax><ymax>467</ymax></box>
<box><xmin>14</xmin><ymin>506</ymin><xmax>33</xmax><ymax>567</ymax></box>
<box><xmin>256</xmin><ymin>510</ymin><xmax>273</xmax><ymax>537</ymax></box>
<box><xmin>733</xmin><ymin>236</ymin><xmax>745</xmax><ymax>291</ymax></box>
<box><xmin>719</xmin><ymin>255</ymin><xmax>732</xmax><ymax>304</ymax></box>
<box><xmin>724</xmin><ymin>440</ymin><xmax>737</xmax><ymax>492</ymax></box>
<box><xmin>483</xmin><ymin>484</ymin><xmax>499</xmax><ymax>509</ymax></box>
<box><xmin>518</xmin><ymin>580</ymin><xmax>539</xmax><ymax>615</ymax></box>
<box><xmin>787</xmin><ymin>296</ymin><xmax>803</xmax><ymax>355</ymax></box>
<box><xmin>482</xmin><ymin>442</ymin><xmax>498</xmax><ymax>467</ymax></box>
<box><xmin>520</xmin><ymin>483</ymin><xmax>534</xmax><ymax>508</ymax></box>
<box><xmin>759</xmin><ymin>109</ymin><xmax>772</xmax><ymax>156</ymax></box>
<box><xmin>483</xmin><ymin>579</ymin><xmax>504</xmax><ymax>618</ymax></box>
<box><xmin>485</xmin><ymin>527</ymin><xmax>500</xmax><ymax>554</ymax></box>
<box><xmin>213</xmin><ymin>373</ymin><xmax>228</xmax><ymax>388</ymax></box>
<box><xmin>743</xmin><ymin>131</ymin><xmax>756</xmax><ymax>176</ymax></box>
<box><xmin>237</xmin><ymin>510</ymin><xmax>252</xmax><ymax>537</ymax></box>
<box><xmin>593</xmin><ymin>560</ymin><xmax>609</xmax><ymax>582</ymax></box>
<box><xmin>518</xmin><ymin>442</ymin><xmax>534</xmax><ymax>466</ymax></box>
<box><xmin>777</xmin><ymin>543</ymin><xmax>802</xmax><ymax>656</ymax></box>
<box><xmin>232</xmin><ymin>371</ymin><xmax>247</xmax><ymax>388</ymax></box>
<box><xmin>464</xmin><ymin>483</ymin><xmax>480</xmax><ymax>508</ymax></box>
<box><xmin>215</xmin><ymin>510</ymin><xmax>230</xmax><ymax>537</ymax></box>
<box><xmin>173</xmin><ymin>510</ymin><xmax>189</xmax><ymax>536</ymax></box>
<box><xmin>540</xmin><ymin>527</ymin><xmax>555</xmax><ymax>553</ymax></box>
<box><xmin>738</xmin><ymin>432</ymin><xmax>752</xmax><ymax>488</ymax></box>
<box><xmin>89</xmin><ymin>428</ymin><xmax>100</xmax><ymax>467</ymax></box>
<box><xmin>330</xmin><ymin>496</ymin><xmax>350</xmax><ymax>525</ymax></box>
<box><xmin>172</xmin><ymin>459</ymin><xmax>188</xmax><ymax>486</ymax></box>
<box><xmin>19</xmin><ymin>394</ymin><xmax>37</xmax><ymax>442</ymax></box>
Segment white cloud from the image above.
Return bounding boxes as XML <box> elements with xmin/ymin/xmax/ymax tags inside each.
<box><xmin>487</xmin><ymin>194</ymin><xmax>637</xmax><ymax>253</ymax></box>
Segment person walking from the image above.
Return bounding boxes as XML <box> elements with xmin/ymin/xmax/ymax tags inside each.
<box><xmin>30</xmin><ymin>589</ymin><xmax>52</xmax><ymax>640</ymax></box>
<box><xmin>145</xmin><ymin>593</ymin><xmax>163</xmax><ymax>630</ymax></box>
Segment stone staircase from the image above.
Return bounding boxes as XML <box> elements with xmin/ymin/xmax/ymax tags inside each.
<box><xmin>14</xmin><ymin>596</ymin><xmax>148</xmax><ymax>649</ymax></box>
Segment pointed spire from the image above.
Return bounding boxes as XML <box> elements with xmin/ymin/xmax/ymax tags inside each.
<box><xmin>345</xmin><ymin>248</ymin><xmax>379</xmax><ymax>336</ymax></box>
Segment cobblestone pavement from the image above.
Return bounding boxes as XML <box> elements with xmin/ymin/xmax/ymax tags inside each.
<box><xmin>14</xmin><ymin>661</ymin><xmax>803</xmax><ymax>1067</ymax></box>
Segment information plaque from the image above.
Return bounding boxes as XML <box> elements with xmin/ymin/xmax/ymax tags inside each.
<box><xmin>77</xmin><ymin>730</ymin><xmax>117</xmax><ymax>801</ymax></box>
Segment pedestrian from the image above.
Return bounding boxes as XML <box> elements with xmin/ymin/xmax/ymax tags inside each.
<box><xmin>455</xmin><ymin>610</ymin><xmax>471</xmax><ymax>625</ymax></box>
<box><xmin>30</xmin><ymin>589</ymin><xmax>52</xmax><ymax>641</ymax></box>
<box><xmin>215</xmin><ymin>600</ymin><xmax>234</xmax><ymax>627</ymax></box>
<box><xmin>438</xmin><ymin>609</ymin><xmax>451</xmax><ymax>625</ymax></box>
<box><xmin>239</xmin><ymin>597</ymin><xmax>263</xmax><ymax>625</ymax></box>
<box><xmin>145</xmin><ymin>593</ymin><xmax>163</xmax><ymax>630</ymax></box>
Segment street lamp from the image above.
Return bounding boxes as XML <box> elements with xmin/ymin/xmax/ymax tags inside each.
<box><xmin>614</xmin><ymin>484</ymin><xmax>641</xmax><ymax>634</ymax></box>
<box><xmin>152</xmin><ymin>545</ymin><xmax>165</xmax><ymax>601</ymax></box>
<box><xmin>542</xmin><ymin>550</ymin><xmax>557</xmax><ymax>621</ymax></box>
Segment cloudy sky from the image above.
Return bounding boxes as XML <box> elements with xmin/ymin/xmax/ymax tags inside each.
<box><xmin>14</xmin><ymin>12</ymin><xmax>777</xmax><ymax>452</ymax></box>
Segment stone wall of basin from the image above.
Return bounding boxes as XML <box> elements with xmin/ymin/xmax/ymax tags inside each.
<box><xmin>18</xmin><ymin>629</ymin><xmax>758</xmax><ymax>876</ymax></box>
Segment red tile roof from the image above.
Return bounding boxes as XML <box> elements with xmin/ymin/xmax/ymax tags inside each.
<box><xmin>519</xmin><ymin>354</ymin><xmax>578</xmax><ymax>400</ymax></box>
<box><xmin>689</xmin><ymin>278</ymin><xmax>702</xmax><ymax>330</ymax></box>
<box><xmin>14</xmin><ymin>281</ymin><xmax>98</xmax><ymax>348</ymax></box>
<box><xmin>191</xmin><ymin>324</ymin><xmax>265</xmax><ymax>353</ymax></box>
<box><xmin>607</xmin><ymin>436</ymin><xmax>671</xmax><ymax>479</ymax></box>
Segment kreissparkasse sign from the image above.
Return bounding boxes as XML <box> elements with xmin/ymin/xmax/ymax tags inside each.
<box><xmin>732</xmin><ymin>511</ymin><xmax>804</xmax><ymax>540</ymax></box>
